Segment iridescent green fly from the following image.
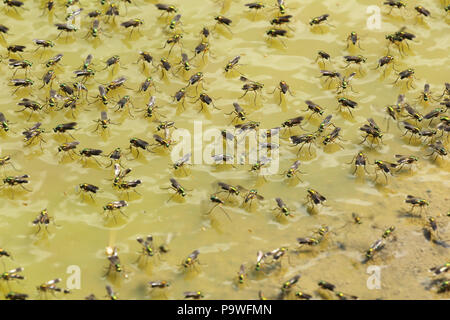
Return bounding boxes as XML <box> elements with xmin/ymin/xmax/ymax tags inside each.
<box><xmin>163</xmin><ymin>178</ymin><xmax>190</xmax><ymax>202</ymax></box>
<box><xmin>240</xmin><ymin>186</ymin><xmax>264</xmax><ymax>208</ymax></box>
<box><xmin>77</xmin><ymin>183</ymin><xmax>99</xmax><ymax>201</ymax></box>
<box><xmin>136</xmin><ymin>235</ymin><xmax>155</xmax><ymax>259</ymax></box>
<box><xmin>139</xmin><ymin>96</ymin><xmax>163</xmax><ymax>119</ymax></box>
<box><xmin>54</xmin><ymin>24</ymin><xmax>77</xmax><ymax>40</ymax></box>
<box><xmin>105</xmin><ymin>3</ymin><xmax>120</xmax><ymax>23</ymax></box>
<box><xmin>103</xmin><ymin>201</ymin><xmax>128</xmax><ymax>221</ymax></box>
<box><xmin>281</xmin><ymin>160</ymin><xmax>304</xmax><ymax>181</ymax></box>
<box><xmin>214</xmin><ymin>15</ymin><xmax>233</xmax><ymax>33</ymax></box>
<box><xmin>182</xmin><ymin>249</ymin><xmax>200</xmax><ymax>269</ymax></box>
<box><xmin>8</xmin><ymin>59</ymin><xmax>32</xmax><ymax>77</ymax></box>
<box><xmin>206</xmin><ymin>195</ymin><xmax>231</xmax><ymax>221</ymax></box>
<box><xmin>79</xmin><ymin>148</ymin><xmax>103</xmax><ymax>166</ymax></box>
<box><xmin>10</xmin><ymin>79</ymin><xmax>33</xmax><ymax>94</ymax></box>
<box><xmin>273</xmin><ymin>198</ymin><xmax>293</xmax><ymax>217</ymax></box>
<box><xmin>405</xmin><ymin>195</ymin><xmax>429</xmax><ymax>213</ymax></box>
<box><xmin>113</xmin><ymin>95</ymin><xmax>135</xmax><ymax>117</ymax></box>
<box><xmin>0</xmin><ymin>112</ymin><xmax>12</xmax><ymax>133</ymax></box>
<box><xmin>129</xmin><ymin>138</ymin><xmax>151</xmax><ymax>157</ymax></box>
<box><xmin>84</xmin><ymin>19</ymin><xmax>105</xmax><ymax>39</ymax></box>
<box><xmin>105</xmin><ymin>247</ymin><xmax>125</xmax><ymax>276</ymax></box>
<box><xmin>346</xmin><ymin>31</ymin><xmax>363</xmax><ymax>49</ymax></box>
<box><xmin>3</xmin><ymin>0</ymin><xmax>26</xmax><ymax>14</ymax></box>
<box><xmin>237</xmin><ymin>264</ymin><xmax>246</xmax><ymax>284</ymax></box>
<box><xmin>155</xmin><ymin>3</ymin><xmax>178</xmax><ymax>17</ymax></box>
<box><xmin>309</xmin><ymin>14</ymin><xmax>334</xmax><ymax>29</ymax></box>
<box><xmin>0</xmin><ymin>155</ymin><xmax>19</xmax><ymax>172</ymax></box>
<box><xmin>58</xmin><ymin>141</ymin><xmax>80</xmax><ymax>160</ymax></box>
<box><xmin>373</xmin><ymin>160</ymin><xmax>397</xmax><ymax>183</ymax></box>
<box><xmin>93</xmin><ymin>111</ymin><xmax>118</xmax><ymax>132</ymax></box>
<box><xmin>106</xmin><ymin>285</ymin><xmax>118</xmax><ymax>300</ymax></box>
<box><xmin>151</xmin><ymin>134</ymin><xmax>175</xmax><ymax>151</ymax></box>
<box><xmin>1</xmin><ymin>175</ymin><xmax>30</xmax><ymax>199</ymax></box>
<box><xmin>33</xmin><ymin>208</ymin><xmax>55</xmax><ymax>233</ymax></box>
<box><xmin>271</xmin><ymin>81</ymin><xmax>294</xmax><ymax>104</ymax></box>
<box><xmin>394</xmin><ymin>155</ymin><xmax>418</xmax><ymax>171</ymax></box>
<box><xmin>121</xmin><ymin>18</ymin><xmax>143</xmax><ymax>37</ymax></box>
<box><xmin>306</xmin><ymin>189</ymin><xmax>326</xmax><ymax>207</ymax></box>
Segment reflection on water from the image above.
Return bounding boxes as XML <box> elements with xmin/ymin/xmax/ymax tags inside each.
<box><xmin>0</xmin><ymin>0</ymin><xmax>448</xmax><ymax>299</ymax></box>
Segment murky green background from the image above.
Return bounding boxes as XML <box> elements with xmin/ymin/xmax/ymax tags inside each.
<box><xmin>0</xmin><ymin>0</ymin><xmax>448</xmax><ymax>300</ymax></box>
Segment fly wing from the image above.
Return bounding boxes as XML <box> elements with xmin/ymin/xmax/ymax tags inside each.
<box><xmin>256</xmin><ymin>250</ymin><xmax>264</xmax><ymax>263</ymax></box>
<box><xmin>170</xmin><ymin>178</ymin><xmax>178</xmax><ymax>188</ymax></box>
<box><xmin>236</xmin><ymin>185</ymin><xmax>248</xmax><ymax>193</ymax></box>
<box><xmin>181</xmin><ymin>152</ymin><xmax>191</xmax><ymax>163</ymax></box>
<box><xmin>147</xmin><ymin>96</ymin><xmax>156</xmax><ymax>107</ymax></box>
<box><xmin>145</xmin><ymin>235</ymin><xmax>154</xmax><ymax>244</ymax></box>
<box><xmin>106</xmin><ymin>285</ymin><xmax>114</xmax><ymax>296</ymax></box>
<box><xmin>9</xmin><ymin>267</ymin><xmax>24</xmax><ymax>274</ymax></box>
<box><xmin>346</xmin><ymin>72</ymin><xmax>356</xmax><ymax>81</ymax></box>
<box><xmin>46</xmin><ymin>278</ymin><xmax>62</xmax><ymax>285</ymax></box>
<box><xmin>30</xmin><ymin>122</ymin><xmax>42</xmax><ymax>131</ymax></box>
<box><xmin>114</xmin><ymin>164</ymin><xmax>121</xmax><ymax>178</ymax></box>
<box><xmin>276</xmin><ymin>197</ymin><xmax>284</xmax><ymax>207</ymax></box>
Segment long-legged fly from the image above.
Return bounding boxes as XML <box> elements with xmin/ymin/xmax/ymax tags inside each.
<box><xmin>182</xmin><ymin>249</ymin><xmax>200</xmax><ymax>269</ymax></box>
<box><xmin>290</xmin><ymin>133</ymin><xmax>316</xmax><ymax>155</ymax></box>
<box><xmin>427</xmin><ymin>141</ymin><xmax>447</xmax><ymax>160</ymax></box>
<box><xmin>129</xmin><ymin>138</ymin><xmax>152</xmax><ymax>157</ymax></box>
<box><xmin>149</xmin><ymin>280</ymin><xmax>170</xmax><ymax>289</ymax></box>
<box><xmin>79</xmin><ymin>148</ymin><xmax>103</xmax><ymax>166</ymax></box>
<box><xmin>306</xmin><ymin>189</ymin><xmax>326</xmax><ymax>207</ymax></box>
<box><xmin>348</xmin><ymin>152</ymin><xmax>369</xmax><ymax>174</ymax></box>
<box><xmin>239</xmin><ymin>76</ymin><xmax>264</xmax><ymax>105</ymax></box>
<box><xmin>271</xmin><ymin>81</ymin><xmax>294</xmax><ymax>104</ymax></box>
<box><xmin>103</xmin><ymin>201</ymin><xmax>128</xmax><ymax>220</ymax></box>
<box><xmin>57</xmin><ymin>141</ymin><xmax>80</xmax><ymax>159</ymax></box>
<box><xmin>405</xmin><ymin>195</ymin><xmax>429</xmax><ymax>213</ymax></box>
<box><xmin>206</xmin><ymin>195</ymin><xmax>232</xmax><ymax>221</ymax></box>
<box><xmin>164</xmin><ymin>178</ymin><xmax>189</xmax><ymax>201</ymax></box>
<box><xmin>5</xmin><ymin>292</ymin><xmax>28</xmax><ymax>300</ymax></box>
<box><xmin>184</xmin><ymin>291</ymin><xmax>204</xmax><ymax>299</ymax></box>
<box><xmin>273</xmin><ymin>197</ymin><xmax>293</xmax><ymax>217</ymax></box>
<box><xmin>240</xmin><ymin>186</ymin><xmax>264</xmax><ymax>208</ymax></box>
<box><xmin>33</xmin><ymin>209</ymin><xmax>55</xmax><ymax>233</ymax></box>
<box><xmin>336</xmin><ymin>72</ymin><xmax>357</xmax><ymax>94</ymax></box>
<box><xmin>214</xmin><ymin>15</ymin><xmax>232</xmax><ymax>33</ymax></box>
<box><xmin>105</xmin><ymin>247</ymin><xmax>125</xmax><ymax>277</ymax></box>
<box><xmin>1</xmin><ymin>267</ymin><xmax>24</xmax><ymax>282</ymax></box>
<box><xmin>304</xmin><ymin>100</ymin><xmax>324</xmax><ymax>119</ymax></box>
<box><xmin>282</xmin><ymin>160</ymin><xmax>304</xmax><ymax>180</ymax></box>
<box><xmin>77</xmin><ymin>183</ymin><xmax>99</xmax><ymax>201</ymax></box>
<box><xmin>105</xmin><ymin>285</ymin><xmax>118</xmax><ymax>300</ymax></box>
<box><xmin>359</xmin><ymin>118</ymin><xmax>383</xmax><ymax>147</ymax></box>
<box><xmin>37</xmin><ymin>278</ymin><xmax>69</xmax><ymax>296</ymax></box>
<box><xmin>373</xmin><ymin>160</ymin><xmax>397</xmax><ymax>183</ymax></box>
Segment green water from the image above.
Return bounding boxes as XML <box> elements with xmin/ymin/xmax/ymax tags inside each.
<box><xmin>0</xmin><ymin>0</ymin><xmax>448</xmax><ymax>300</ymax></box>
